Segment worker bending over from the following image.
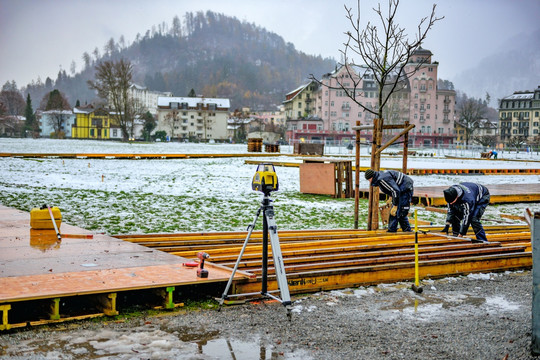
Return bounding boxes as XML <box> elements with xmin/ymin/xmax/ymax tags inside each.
<box><xmin>442</xmin><ymin>182</ymin><xmax>490</xmax><ymax>243</ymax></box>
<box><xmin>365</xmin><ymin>169</ymin><xmax>414</xmax><ymax>233</ymax></box>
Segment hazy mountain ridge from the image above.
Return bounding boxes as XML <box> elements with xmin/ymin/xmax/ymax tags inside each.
<box><xmin>22</xmin><ymin>11</ymin><xmax>336</xmax><ymax>110</ymax></box>
<box><xmin>453</xmin><ymin>27</ymin><xmax>540</xmax><ymax>105</ymax></box>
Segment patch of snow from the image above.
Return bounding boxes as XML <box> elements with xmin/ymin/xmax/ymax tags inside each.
<box><xmin>485</xmin><ymin>296</ymin><xmax>520</xmax><ymax>311</ymax></box>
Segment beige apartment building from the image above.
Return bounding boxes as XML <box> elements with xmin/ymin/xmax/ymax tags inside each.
<box><xmin>156</xmin><ymin>96</ymin><xmax>230</xmax><ymax>141</ymax></box>
<box><xmin>498</xmin><ymin>86</ymin><xmax>540</xmax><ymax>145</ymax></box>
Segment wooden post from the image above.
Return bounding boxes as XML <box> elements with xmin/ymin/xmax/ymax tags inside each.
<box><xmin>403</xmin><ymin>120</ymin><xmax>409</xmax><ymax>174</ymax></box>
<box><xmin>354</xmin><ymin>121</ymin><xmax>360</xmax><ymax>229</ymax></box>
<box><xmin>368</xmin><ymin>118</ymin><xmax>382</xmax><ymax>230</ymax></box>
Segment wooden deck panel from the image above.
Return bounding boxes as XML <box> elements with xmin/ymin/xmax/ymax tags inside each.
<box><xmin>244</xmin><ymin>159</ymin><xmax>540</xmax><ymax>175</ymax></box>
<box><xmin>0</xmin><ymin>205</ymin><xmax>241</xmax><ymax>304</ymax></box>
<box><xmin>357</xmin><ymin>183</ymin><xmax>540</xmax><ymax>206</ymax></box>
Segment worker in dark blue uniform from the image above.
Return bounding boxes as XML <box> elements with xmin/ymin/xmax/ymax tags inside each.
<box><xmin>364</xmin><ymin>169</ymin><xmax>414</xmax><ymax>232</ymax></box>
<box><xmin>442</xmin><ymin>183</ymin><xmax>490</xmax><ymax>243</ymax></box>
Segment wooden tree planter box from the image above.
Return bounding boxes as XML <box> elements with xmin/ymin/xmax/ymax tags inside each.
<box><xmin>299</xmin><ymin>158</ymin><xmax>353</xmax><ymax>198</ymax></box>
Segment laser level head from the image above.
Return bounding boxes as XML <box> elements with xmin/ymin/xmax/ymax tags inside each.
<box><xmin>252</xmin><ymin>163</ymin><xmax>279</xmax><ymax>195</ymax></box>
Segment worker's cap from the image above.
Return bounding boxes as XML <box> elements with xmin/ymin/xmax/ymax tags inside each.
<box><xmin>443</xmin><ymin>186</ymin><xmax>463</xmax><ymax>203</ymax></box>
<box><xmin>364</xmin><ymin>169</ymin><xmax>375</xmax><ymax>180</ymax></box>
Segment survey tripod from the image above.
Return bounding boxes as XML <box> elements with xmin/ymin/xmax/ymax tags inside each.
<box><xmin>218</xmin><ymin>192</ymin><xmax>292</xmax><ymax>319</ymax></box>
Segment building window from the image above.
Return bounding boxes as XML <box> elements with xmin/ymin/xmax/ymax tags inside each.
<box><xmin>331</xmin><ymin>101</ymin><xmax>334</xmax><ymax>106</ymax></box>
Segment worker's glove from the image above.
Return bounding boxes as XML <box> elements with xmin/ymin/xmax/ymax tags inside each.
<box><xmin>441</xmin><ymin>224</ymin><xmax>450</xmax><ymax>234</ymax></box>
<box><xmin>390</xmin><ymin>205</ymin><xmax>398</xmax><ymax>216</ymax></box>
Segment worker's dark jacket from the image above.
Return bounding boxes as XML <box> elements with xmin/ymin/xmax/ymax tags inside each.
<box><xmin>370</xmin><ymin>170</ymin><xmax>414</xmax><ymax>232</ymax></box>
<box><xmin>370</xmin><ymin>170</ymin><xmax>414</xmax><ymax>205</ymax></box>
<box><xmin>445</xmin><ymin>182</ymin><xmax>490</xmax><ymax>237</ymax></box>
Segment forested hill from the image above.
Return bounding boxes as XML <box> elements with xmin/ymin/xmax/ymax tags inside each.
<box><xmin>24</xmin><ymin>11</ymin><xmax>336</xmax><ymax>110</ymax></box>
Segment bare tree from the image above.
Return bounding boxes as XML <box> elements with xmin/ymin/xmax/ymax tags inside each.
<box><xmin>319</xmin><ymin>0</ymin><xmax>442</xmax><ymax>230</ymax></box>
<box><xmin>0</xmin><ymin>82</ymin><xmax>25</xmax><ymax>116</ymax></box>
<box><xmin>456</xmin><ymin>94</ymin><xmax>488</xmax><ymax>145</ymax></box>
<box><xmin>87</xmin><ymin>59</ymin><xmax>136</xmax><ymax>141</ymax></box>
<box><xmin>200</xmin><ymin>97</ymin><xmax>216</xmax><ymax>142</ymax></box>
<box><xmin>40</xmin><ymin>89</ymin><xmax>71</xmax><ymax>138</ymax></box>
<box><xmin>474</xmin><ymin>135</ymin><xmax>497</xmax><ymax>148</ymax></box>
<box><xmin>506</xmin><ymin>135</ymin><xmax>528</xmax><ymax>150</ymax></box>
<box><xmin>164</xmin><ymin>110</ymin><xmax>181</xmax><ymax>139</ymax></box>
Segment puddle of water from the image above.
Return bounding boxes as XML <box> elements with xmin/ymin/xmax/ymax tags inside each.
<box><xmin>380</xmin><ymin>292</ymin><xmax>520</xmax><ymax>320</ymax></box>
<box><xmin>0</xmin><ymin>325</ymin><xmax>313</xmax><ymax>359</ymax></box>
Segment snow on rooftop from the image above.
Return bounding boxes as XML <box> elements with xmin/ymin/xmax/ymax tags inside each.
<box><xmin>504</xmin><ymin>93</ymin><xmax>534</xmax><ymax>100</ymax></box>
<box><xmin>157</xmin><ymin>96</ymin><xmax>230</xmax><ymax>108</ymax></box>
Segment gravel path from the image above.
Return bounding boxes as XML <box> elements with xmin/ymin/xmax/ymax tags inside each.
<box><xmin>0</xmin><ymin>271</ymin><xmax>537</xmax><ymax>359</ymax></box>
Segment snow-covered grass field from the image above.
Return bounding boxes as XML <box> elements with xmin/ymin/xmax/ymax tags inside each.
<box><xmin>1</xmin><ymin>138</ymin><xmax>539</xmax><ymax>235</ymax></box>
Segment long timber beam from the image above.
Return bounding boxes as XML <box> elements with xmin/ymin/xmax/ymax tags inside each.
<box><xmin>116</xmin><ymin>226</ymin><xmax>533</xmax><ymax>296</ymax></box>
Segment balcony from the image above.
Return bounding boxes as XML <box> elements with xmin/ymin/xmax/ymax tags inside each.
<box><xmin>342</xmin><ymin>104</ymin><xmax>351</xmax><ymax>110</ymax></box>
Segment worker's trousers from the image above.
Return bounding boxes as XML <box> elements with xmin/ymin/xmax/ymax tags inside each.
<box><xmin>450</xmin><ymin>192</ymin><xmax>491</xmax><ymax>241</ymax></box>
<box><xmin>388</xmin><ymin>190</ymin><xmax>412</xmax><ymax>232</ymax></box>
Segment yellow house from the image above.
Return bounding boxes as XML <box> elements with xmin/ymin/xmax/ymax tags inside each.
<box><xmin>72</xmin><ymin>106</ymin><xmax>113</xmax><ymax>139</ymax></box>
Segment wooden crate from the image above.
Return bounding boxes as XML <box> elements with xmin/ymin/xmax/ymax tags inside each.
<box><xmin>299</xmin><ymin>158</ymin><xmax>353</xmax><ymax>198</ymax></box>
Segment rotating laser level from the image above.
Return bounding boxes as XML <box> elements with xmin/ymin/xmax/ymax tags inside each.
<box><xmin>252</xmin><ymin>163</ymin><xmax>279</xmax><ymax>194</ymax></box>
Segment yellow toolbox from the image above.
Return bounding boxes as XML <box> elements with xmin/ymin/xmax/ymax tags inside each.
<box><xmin>30</xmin><ymin>207</ymin><xmax>62</xmax><ymax>230</ymax></box>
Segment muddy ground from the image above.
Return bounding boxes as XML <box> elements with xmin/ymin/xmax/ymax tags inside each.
<box><xmin>0</xmin><ymin>271</ymin><xmax>537</xmax><ymax>359</ymax></box>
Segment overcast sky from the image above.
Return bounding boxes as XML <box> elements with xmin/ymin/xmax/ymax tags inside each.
<box><xmin>1</xmin><ymin>0</ymin><xmax>539</xmax><ymax>89</ymax></box>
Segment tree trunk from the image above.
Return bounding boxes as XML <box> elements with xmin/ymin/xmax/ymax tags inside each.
<box><xmin>367</xmin><ymin>118</ymin><xmax>383</xmax><ymax>230</ymax></box>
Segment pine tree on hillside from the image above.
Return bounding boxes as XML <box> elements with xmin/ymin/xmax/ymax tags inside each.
<box><xmin>24</xmin><ymin>94</ymin><xmax>37</xmax><ymax>137</ymax></box>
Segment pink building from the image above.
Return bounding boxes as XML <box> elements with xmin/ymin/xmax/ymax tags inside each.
<box><xmin>404</xmin><ymin>48</ymin><xmax>456</xmax><ymax>147</ymax></box>
<box><xmin>285</xmin><ymin>48</ymin><xmax>456</xmax><ymax>147</ymax></box>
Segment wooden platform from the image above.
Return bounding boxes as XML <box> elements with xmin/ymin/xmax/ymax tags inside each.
<box><xmin>245</xmin><ymin>159</ymin><xmax>540</xmax><ymax>175</ymax></box>
<box><xmin>0</xmin><ymin>152</ymin><xmax>300</xmax><ymax>159</ymax></box>
<box><xmin>358</xmin><ymin>183</ymin><xmax>540</xmax><ymax>206</ymax></box>
<box><xmin>118</xmin><ymin>226</ymin><xmax>532</xmax><ymax>296</ymax></box>
<box><xmin>0</xmin><ymin>205</ymin><xmax>244</xmax><ymax>329</ymax></box>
